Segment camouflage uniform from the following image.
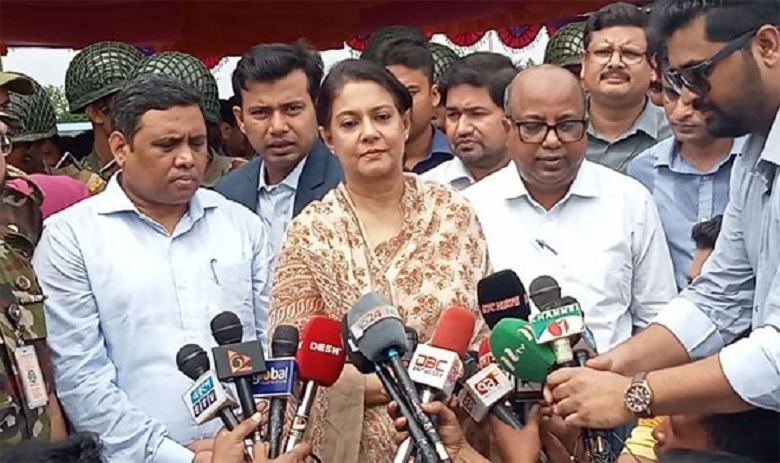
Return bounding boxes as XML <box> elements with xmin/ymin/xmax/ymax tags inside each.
<box><xmin>131</xmin><ymin>51</ymin><xmax>245</xmax><ymax>187</ymax></box>
<box><xmin>0</xmin><ymin>165</ymin><xmax>53</xmax><ymax>449</ymax></box>
<box><xmin>544</xmin><ymin>22</ymin><xmax>586</xmax><ymax>71</ymax></box>
<box><xmin>64</xmin><ymin>41</ymin><xmax>143</xmax><ymax>185</ymax></box>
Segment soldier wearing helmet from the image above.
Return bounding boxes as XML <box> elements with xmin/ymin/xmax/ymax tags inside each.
<box><xmin>544</xmin><ymin>21</ymin><xmax>586</xmax><ymax>76</ymax></box>
<box><xmin>130</xmin><ymin>51</ymin><xmax>247</xmax><ymax>188</ymax></box>
<box><xmin>65</xmin><ymin>41</ymin><xmax>143</xmax><ymax>182</ymax></box>
<box><xmin>4</xmin><ymin>74</ymin><xmax>58</xmax><ymax>175</ymax></box>
<box><xmin>429</xmin><ymin>42</ymin><xmax>460</xmax><ymax>131</ymax></box>
<box><xmin>0</xmin><ymin>67</ymin><xmax>68</xmax><ymax>448</ymax></box>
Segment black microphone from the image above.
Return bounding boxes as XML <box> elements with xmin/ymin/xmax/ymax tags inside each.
<box><xmin>340</xmin><ymin>314</ymin><xmax>436</xmax><ymax>463</ymax></box>
<box><xmin>266</xmin><ymin>325</ymin><xmax>298</xmax><ymax>458</ymax></box>
<box><xmin>210</xmin><ymin>312</ymin><xmax>267</xmax><ymax>444</ymax></box>
<box><xmin>477</xmin><ymin>270</ymin><xmax>531</xmax><ymax>328</ymax></box>
<box><xmin>347</xmin><ymin>292</ymin><xmax>451</xmax><ymax>463</ymax></box>
<box><xmin>176</xmin><ymin>344</ymin><xmax>240</xmax><ymax>430</ymax></box>
<box><xmin>528</xmin><ymin>275</ymin><xmax>561</xmax><ymax>311</ymax></box>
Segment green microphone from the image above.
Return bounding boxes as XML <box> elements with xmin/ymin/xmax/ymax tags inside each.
<box><xmin>489</xmin><ymin>318</ymin><xmax>556</xmax><ymax>384</ymax></box>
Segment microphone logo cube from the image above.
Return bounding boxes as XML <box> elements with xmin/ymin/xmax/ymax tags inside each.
<box><xmin>461</xmin><ymin>364</ymin><xmax>513</xmax><ymax>421</ymax></box>
<box><xmin>183</xmin><ymin>371</ymin><xmax>235</xmax><ymax>424</ymax></box>
<box><xmin>189</xmin><ymin>376</ymin><xmax>217</xmax><ymax>419</ymax></box>
<box><xmin>213</xmin><ymin>342</ymin><xmax>268</xmax><ymax>380</ymax></box>
<box><xmin>529</xmin><ymin>303</ymin><xmax>585</xmax><ymax>344</ymax></box>
<box><xmin>251</xmin><ymin>358</ymin><xmax>297</xmax><ymax>398</ymax></box>
<box><xmin>408</xmin><ymin>344</ymin><xmax>461</xmax><ymax>396</ymax></box>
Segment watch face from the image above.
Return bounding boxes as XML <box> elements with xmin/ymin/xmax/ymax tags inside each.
<box><xmin>625</xmin><ymin>384</ymin><xmax>652</xmax><ymax>413</ymax></box>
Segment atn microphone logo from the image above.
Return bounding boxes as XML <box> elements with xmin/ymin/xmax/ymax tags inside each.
<box><xmin>228</xmin><ymin>349</ymin><xmax>253</xmax><ymax>374</ymax></box>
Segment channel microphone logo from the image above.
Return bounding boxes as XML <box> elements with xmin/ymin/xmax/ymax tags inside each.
<box><xmin>228</xmin><ymin>349</ymin><xmax>253</xmax><ymax>374</ymax></box>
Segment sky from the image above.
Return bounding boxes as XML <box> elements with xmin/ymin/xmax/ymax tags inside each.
<box><xmin>1</xmin><ymin>31</ymin><xmax>549</xmax><ymax>98</ymax></box>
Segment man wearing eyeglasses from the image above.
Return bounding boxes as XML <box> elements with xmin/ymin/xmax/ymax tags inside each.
<box><xmin>543</xmin><ymin>0</ymin><xmax>780</xmax><ymax>432</ymax></box>
<box><xmin>0</xmin><ymin>74</ymin><xmax>68</xmax><ymax>448</ymax></box>
<box><xmin>464</xmin><ymin>65</ymin><xmax>676</xmax><ymax>354</ymax></box>
<box><xmin>581</xmin><ymin>2</ymin><xmax>673</xmax><ymax>173</ymax></box>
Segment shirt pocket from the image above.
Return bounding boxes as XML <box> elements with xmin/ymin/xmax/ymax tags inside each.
<box><xmin>208</xmin><ymin>258</ymin><xmax>256</xmax><ymax>338</ymax></box>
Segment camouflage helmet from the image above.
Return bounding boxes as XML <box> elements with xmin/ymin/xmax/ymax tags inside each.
<box><xmin>65</xmin><ymin>41</ymin><xmax>144</xmax><ymax>113</ymax></box>
<box><xmin>428</xmin><ymin>43</ymin><xmax>460</xmax><ymax>84</ymax></box>
<box><xmin>361</xmin><ymin>26</ymin><xmax>427</xmax><ymax>63</ymax></box>
<box><xmin>131</xmin><ymin>51</ymin><xmax>220</xmax><ymax>124</ymax></box>
<box><xmin>544</xmin><ymin>22</ymin><xmax>586</xmax><ymax>68</ymax></box>
<box><xmin>6</xmin><ymin>74</ymin><xmax>58</xmax><ymax>143</ymax></box>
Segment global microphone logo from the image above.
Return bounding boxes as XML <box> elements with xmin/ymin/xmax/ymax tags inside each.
<box><xmin>228</xmin><ymin>349</ymin><xmax>253</xmax><ymax>374</ymax></box>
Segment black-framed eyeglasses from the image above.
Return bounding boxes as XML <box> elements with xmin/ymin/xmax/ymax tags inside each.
<box><xmin>586</xmin><ymin>47</ymin><xmax>647</xmax><ymax>66</ymax></box>
<box><xmin>512</xmin><ymin>119</ymin><xmax>588</xmax><ymax>144</ymax></box>
<box><xmin>664</xmin><ymin>28</ymin><xmax>757</xmax><ymax>95</ymax></box>
<box><xmin>0</xmin><ymin>134</ymin><xmax>12</xmax><ymax>157</ymax></box>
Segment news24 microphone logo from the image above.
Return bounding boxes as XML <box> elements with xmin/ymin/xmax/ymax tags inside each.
<box><xmin>182</xmin><ymin>371</ymin><xmax>235</xmax><ymax>424</ymax></box>
<box><xmin>251</xmin><ymin>358</ymin><xmax>297</xmax><ymax>398</ymax></box>
<box><xmin>529</xmin><ymin>303</ymin><xmax>585</xmax><ymax>344</ymax></box>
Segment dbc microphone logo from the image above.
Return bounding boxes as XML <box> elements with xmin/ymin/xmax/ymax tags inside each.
<box><xmin>228</xmin><ymin>349</ymin><xmax>253</xmax><ymax>374</ymax></box>
<box><xmin>413</xmin><ymin>354</ymin><xmax>447</xmax><ymax>373</ymax></box>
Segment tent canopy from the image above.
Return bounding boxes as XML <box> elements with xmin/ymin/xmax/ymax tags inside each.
<box><xmin>1</xmin><ymin>0</ymin><xmax>629</xmax><ymax>55</ymax></box>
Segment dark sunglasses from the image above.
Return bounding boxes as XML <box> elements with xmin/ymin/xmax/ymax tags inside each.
<box><xmin>664</xmin><ymin>28</ymin><xmax>757</xmax><ymax>95</ymax></box>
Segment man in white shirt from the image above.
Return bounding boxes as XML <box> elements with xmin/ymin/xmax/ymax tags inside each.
<box><xmin>465</xmin><ymin>65</ymin><xmax>677</xmax><ymax>352</ymax></box>
<box><xmin>32</xmin><ymin>75</ymin><xmax>274</xmax><ymax>463</ymax></box>
<box><xmin>423</xmin><ymin>52</ymin><xmax>517</xmax><ymax>191</ymax></box>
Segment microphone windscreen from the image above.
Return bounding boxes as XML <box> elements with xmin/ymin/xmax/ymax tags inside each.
<box><xmin>211</xmin><ymin>311</ymin><xmax>243</xmax><ymax>345</ymax></box>
<box><xmin>272</xmin><ymin>325</ymin><xmax>299</xmax><ymax>357</ymax></box>
<box><xmin>297</xmin><ymin>316</ymin><xmax>346</xmax><ymax>386</ymax></box>
<box><xmin>347</xmin><ymin>292</ymin><xmax>406</xmax><ymax>362</ymax></box>
<box><xmin>341</xmin><ymin>313</ymin><xmax>375</xmax><ymax>374</ymax></box>
<box><xmin>477</xmin><ymin>270</ymin><xmax>531</xmax><ymax>328</ymax></box>
<box><xmin>489</xmin><ymin>318</ymin><xmax>555</xmax><ymax>384</ymax></box>
<box><xmin>177</xmin><ymin>344</ymin><xmax>209</xmax><ymax>379</ymax></box>
<box><xmin>430</xmin><ymin>306</ymin><xmax>476</xmax><ymax>357</ymax></box>
<box><xmin>528</xmin><ymin>275</ymin><xmax>561</xmax><ymax>311</ymax></box>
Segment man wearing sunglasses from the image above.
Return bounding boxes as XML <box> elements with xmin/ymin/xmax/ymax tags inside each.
<box><xmin>581</xmin><ymin>2</ymin><xmax>673</xmax><ymax>173</ymax></box>
<box><xmin>543</xmin><ymin>0</ymin><xmax>780</xmax><ymax>432</ymax></box>
<box><xmin>0</xmin><ymin>73</ymin><xmax>68</xmax><ymax>448</ymax></box>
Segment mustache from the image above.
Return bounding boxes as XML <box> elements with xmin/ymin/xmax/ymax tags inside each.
<box><xmin>601</xmin><ymin>70</ymin><xmax>630</xmax><ymax>80</ymax></box>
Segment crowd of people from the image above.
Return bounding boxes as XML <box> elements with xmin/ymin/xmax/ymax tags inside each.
<box><xmin>0</xmin><ymin>0</ymin><xmax>779</xmax><ymax>462</ymax></box>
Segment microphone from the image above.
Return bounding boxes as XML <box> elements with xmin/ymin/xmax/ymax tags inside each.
<box><xmin>340</xmin><ymin>316</ymin><xmax>436</xmax><ymax>463</ymax></box>
<box><xmin>259</xmin><ymin>325</ymin><xmax>299</xmax><ymax>459</ymax></box>
<box><xmin>402</xmin><ymin>326</ymin><xmax>419</xmax><ymax>367</ymax></box>
<box><xmin>396</xmin><ymin>307</ymin><xmax>474</xmax><ymax>463</ymax></box>
<box><xmin>528</xmin><ymin>275</ymin><xmax>561</xmax><ymax>311</ymax></box>
<box><xmin>477</xmin><ymin>270</ymin><xmax>531</xmax><ymax>329</ymax></box>
<box><xmin>477</xmin><ymin>336</ymin><xmax>495</xmax><ymax>370</ymax></box>
<box><xmin>285</xmin><ymin>316</ymin><xmax>346</xmax><ymax>452</ymax></box>
<box><xmin>467</xmin><ymin>338</ymin><xmax>523</xmax><ymax>429</ymax></box>
<box><xmin>176</xmin><ymin>344</ymin><xmax>239</xmax><ymax>430</ymax></box>
<box><xmin>528</xmin><ymin>278</ymin><xmax>585</xmax><ymax>367</ymax></box>
<box><xmin>348</xmin><ymin>292</ymin><xmax>452</xmax><ymax>463</ymax></box>
<box><xmin>489</xmin><ymin>318</ymin><xmax>555</xmax><ymax>384</ymax></box>
<box><xmin>210</xmin><ymin>312</ymin><xmax>267</xmax><ymax>444</ymax></box>
<box><xmin>458</xmin><ymin>362</ymin><xmax>515</xmax><ymax>423</ymax></box>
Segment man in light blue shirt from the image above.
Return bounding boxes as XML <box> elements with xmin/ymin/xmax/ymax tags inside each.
<box><xmin>627</xmin><ymin>77</ymin><xmax>740</xmax><ymax>290</ymax></box>
<box><xmin>32</xmin><ymin>75</ymin><xmax>273</xmax><ymax>463</ymax></box>
<box><xmin>542</xmin><ymin>0</ymin><xmax>780</xmax><ymax>430</ymax></box>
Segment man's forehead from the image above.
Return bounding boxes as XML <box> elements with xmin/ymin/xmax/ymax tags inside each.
<box><xmin>447</xmin><ymin>84</ymin><xmax>494</xmax><ymax>106</ymax></box>
<box><xmin>137</xmin><ymin>106</ymin><xmax>206</xmax><ymax>134</ymax></box>
<box><xmin>666</xmin><ymin>17</ymin><xmax>722</xmax><ymax>68</ymax></box>
<box><xmin>589</xmin><ymin>26</ymin><xmax>648</xmax><ymax>46</ymax></box>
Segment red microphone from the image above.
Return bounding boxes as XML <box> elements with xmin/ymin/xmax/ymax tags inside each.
<box><xmin>478</xmin><ymin>336</ymin><xmax>496</xmax><ymax>370</ymax></box>
<box><xmin>430</xmin><ymin>306</ymin><xmax>477</xmax><ymax>356</ymax></box>
<box><xmin>284</xmin><ymin>316</ymin><xmax>346</xmax><ymax>451</ymax></box>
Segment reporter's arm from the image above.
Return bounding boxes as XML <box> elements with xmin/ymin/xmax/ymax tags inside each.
<box><xmin>490</xmin><ymin>405</ymin><xmax>541</xmax><ymax>463</ymax></box>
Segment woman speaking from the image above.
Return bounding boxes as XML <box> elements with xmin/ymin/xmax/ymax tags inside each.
<box><xmin>269</xmin><ymin>59</ymin><xmax>490</xmax><ymax>463</ymax></box>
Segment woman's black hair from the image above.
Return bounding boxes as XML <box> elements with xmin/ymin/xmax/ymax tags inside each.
<box><xmin>315</xmin><ymin>59</ymin><xmax>412</xmax><ymax>127</ymax></box>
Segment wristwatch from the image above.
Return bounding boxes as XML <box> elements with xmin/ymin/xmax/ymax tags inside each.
<box><xmin>624</xmin><ymin>372</ymin><xmax>653</xmax><ymax>417</ymax></box>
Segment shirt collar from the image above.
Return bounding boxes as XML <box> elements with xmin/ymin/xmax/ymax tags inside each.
<box><xmin>498</xmin><ymin>158</ymin><xmax>599</xmax><ymax>202</ymax></box>
<box><xmin>588</xmin><ymin>98</ymin><xmax>664</xmax><ymax>142</ymax></box>
<box><xmin>759</xmin><ymin>108</ymin><xmax>780</xmax><ymax>166</ymax></box>
<box><xmin>258</xmin><ymin>156</ymin><xmax>306</xmax><ymax>192</ymax></box>
<box><xmin>653</xmin><ymin>136</ymin><xmax>743</xmax><ymax>173</ymax></box>
<box><xmin>427</xmin><ymin>127</ymin><xmax>453</xmax><ymax>159</ymax></box>
<box><xmin>94</xmin><ymin>175</ymin><xmax>220</xmax><ymax>218</ymax></box>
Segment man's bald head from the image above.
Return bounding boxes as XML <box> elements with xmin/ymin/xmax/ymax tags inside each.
<box><xmin>504</xmin><ymin>64</ymin><xmax>586</xmax><ymax>117</ymax></box>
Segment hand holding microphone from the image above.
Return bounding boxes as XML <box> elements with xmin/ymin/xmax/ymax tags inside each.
<box><xmin>211</xmin><ymin>412</ymin><xmax>311</xmax><ymax>463</ymax></box>
<box><xmin>388</xmin><ymin>401</ymin><xmax>467</xmax><ymax>462</ymax></box>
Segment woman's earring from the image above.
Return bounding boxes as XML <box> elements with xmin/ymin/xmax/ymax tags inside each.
<box><xmin>404</xmin><ymin>132</ymin><xmax>409</xmax><ymax>141</ymax></box>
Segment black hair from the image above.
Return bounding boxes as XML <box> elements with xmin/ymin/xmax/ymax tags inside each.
<box><xmin>361</xmin><ymin>26</ymin><xmax>428</xmax><ymax>63</ymax></box>
<box><xmin>231</xmin><ymin>42</ymin><xmax>324</xmax><ymax>106</ymax></box>
<box><xmin>649</xmin><ymin>0</ymin><xmax>780</xmax><ymax>47</ymax></box>
<box><xmin>220</xmin><ymin>97</ymin><xmax>238</xmax><ymax>126</ymax></box>
<box><xmin>438</xmin><ymin>53</ymin><xmax>517</xmax><ymax>109</ymax></box>
<box><xmin>691</xmin><ymin>215</ymin><xmax>723</xmax><ymax>250</ymax></box>
<box><xmin>584</xmin><ymin>2</ymin><xmax>649</xmax><ymax>50</ymax></box>
<box><xmin>375</xmin><ymin>37</ymin><xmax>435</xmax><ymax>84</ymax></box>
<box><xmin>112</xmin><ymin>74</ymin><xmax>203</xmax><ymax>146</ymax></box>
<box><xmin>0</xmin><ymin>432</ymin><xmax>105</xmax><ymax>463</ymax></box>
<box><xmin>315</xmin><ymin>59</ymin><xmax>412</xmax><ymax>127</ymax></box>
<box><xmin>703</xmin><ymin>408</ymin><xmax>780</xmax><ymax>462</ymax></box>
